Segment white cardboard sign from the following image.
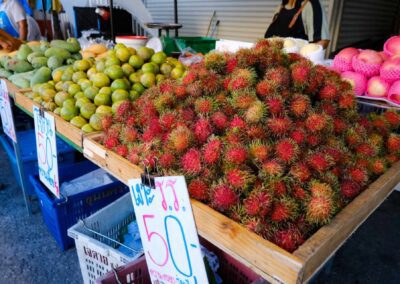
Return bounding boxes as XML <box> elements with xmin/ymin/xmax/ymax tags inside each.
<box><xmin>129</xmin><ymin>176</ymin><xmax>208</xmax><ymax>284</ymax></box>
<box><xmin>0</xmin><ymin>80</ymin><xmax>16</xmax><ymax>143</ymax></box>
<box><xmin>33</xmin><ymin>106</ymin><xmax>60</xmax><ymax>198</ymax></box>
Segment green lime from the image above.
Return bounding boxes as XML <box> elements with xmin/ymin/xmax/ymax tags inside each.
<box><xmin>129</xmin><ymin>72</ymin><xmax>141</xmax><ymax>84</ymax></box>
<box><xmin>76</xmin><ymin>97</ymin><xmax>91</xmax><ymax>108</ymax></box>
<box><xmin>129</xmin><ymin>55</ymin><xmax>144</xmax><ymax>69</ymax></box>
<box><xmin>140</xmin><ymin>72</ymin><xmax>156</xmax><ymax>88</ymax></box>
<box><xmin>81</xmin><ymin>123</ymin><xmax>95</xmax><ymax>133</ymax></box>
<box><xmin>72</xmin><ymin>71</ymin><xmax>87</xmax><ymax>83</ymax></box>
<box><xmin>122</xmin><ymin>63</ymin><xmax>134</xmax><ymax>77</ymax></box>
<box><xmin>151</xmin><ymin>51</ymin><xmax>167</xmax><ymax>65</ymax></box>
<box><xmin>112</xmin><ymin>89</ymin><xmax>129</xmax><ymax>102</ymax></box>
<box><xmin>129</xmin><ymin>90</ymin><xmax>140</xmax><ymax>101</ymax></box>
<box><xmin>68</xmin><ymin>83</ymin><xmax>81</xmax><ymax>96</ymax></box>
<box><xmin>89</xmin><ymin>113</ymin><xmax>104</xmax><ymax>131</ymax></box>
<box><xmin>94</xmin><ymin>92</ymin><xmax>112</xmax><ymax>106</ymax></box>
<box><xmin>80</xmin><ymin>102</ymin><xmax>97</xmax><ymax>119</ymax></box>
<box><xmin>105</xmin><ymin>65</ymin><xmax>124</xmax><ymax>80</ymax></box>
<box><xmin>116</xmin><ymin>47</ymin><xmax>131</xmax><ymax>62</ymax></box>
<box><xmin>160</xmin><ymin>63</ymin><xmax>173</xmax><ymax>76</ymax></box>
<box><xmin>137</xmin><ymin>46</ymin><xmax>154</xmax><ymax>61</ymax></box>
<box><xmin>141</xmin><ymin>62</ymin><xmax>156</xmax><ymax>73</ymax></box>
<box><xmin>84</xmin><ymin>86</ymin><xmax>99</xmax><ymax>100</ymax></box>
<box><xmin>92</xmin><ymin>73</ymin><xmax>110</xmax><ymax>88</ymax></box>
<box><xmin>132</xmin><ymin>82</ymin><xmax>145</xmax><ymax>94</ymax></box>
<box><xmin>60</xmin><ymin>105</ymin><xmax>79</xmax><ymax>121</ymax></box>
<box><xmin>70</xmin><ymin>116</ymin><xmax>87</xmax><ymax>128</ymax></box>
<box><xmin>111</xmin><ymin>78</ymin><xmax>130</xmax><ymax>91</ymax></box>
<box><xmin>171</xmin><ymin>67</ymin><xmax>184</xmax><ymax>79</ymax></box>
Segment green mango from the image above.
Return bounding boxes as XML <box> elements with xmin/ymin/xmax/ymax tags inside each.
<box><xmin>11</xmin><ymin>77</ymin><xmax>30</xmax><ymax>89</ymax></box>
<box><xmin>47</xmin><ymin>55</ymin><xmax>64</xmax><ymax>70</ymax></box>
<box><xmin>8</xmin><ymin>60</ymin><xmax>33</xmax><ymax>73</ymax></box>
<box><xmin>50</xmin><ymin>39</ymin><xmax>81</xmax><ymax>53</ymax></box>
<box><xmin>30</xmin><ymin>66</ymin><xmax>52</xmax><ymax>87</ymax></box>
<box><xmin>27</xmin><ymin>51</ymin><xmax>44</xmax><ymax>64</ymax></box>
<box><xmin>44</xmin><ymin>47</ymin><xmax>71</xmax><ymax>60</ymax></box>
<box><xmin>0</xmin><ymin>68</ymin><xmax>12</xmax><ymax>78</ymax></box>
<box><xmin>31</xmin><ymin>57</ymin><xmax>48</xmax><ymax>69</ymax></box>
<box><xmin>0</xmin><ymin>55</ymin><xmax>10</xmax><ymax>68</ymax></box>
<box><xmin>17</xmin><ymin>44</ymin><xmax>33</xmax><ymax>61</ymax></box>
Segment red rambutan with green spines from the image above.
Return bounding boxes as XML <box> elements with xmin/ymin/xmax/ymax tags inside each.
<box><xmin>229</xmin><ymin>204</ymin><xmax>246</xmax><ymax>223</ymax></box>
<box><xmin>236</xmin><ymin>48</ymin><xmax>259</xmax><ymax>68</ymax></box>
<box><xmin>347</xmin><ymin>167</ymin><xmax>369</xmax><ymax>185</ymax></box>
<box><xmin>226</xmin><ymin>168</ymin><xmax>256</xmax><ymax>191</ymax></box>
<box><xmin>289</xmin><ymin>94</ymin><xmax>311</xmax><ymax>117</ymax></box>
<box><xmin>270</xmin><ymin>197</ymin><xmax>299</xmax><ymax>223</ymax></box>
<box><xmin>230</xmin><ymin>92</ymin><xmax>258</xmax><ymax>110</ymax></box>
<box><xmin>264</xmin><ymin>66</ymin><xmax>291</xmax><ymax>86</ymax></box>
<box><xmin>292</xmin><ymin>185</ymin><xmax>308</xmax><ymax>201</ymax></box>
<box><xmin>319</xmin><ymin>172</ymin><xmax>340</xmax><ymax>189</ymax></box>
<box><xmin>159</xmin><ymin>112</ymin><xmax>178</xmax><ymax>131</ymax></box>
<box><xmin>387</xmin><ymin>134</ymin><xmax>400</xmax><ymax>154</ymax></box>
<box><xmin>307</xmin><ymin>133</ymin><xmax>322</xmax><ymax>148</ymax></box>
<box><xmin>181</xmin><ymin>148</ymin><xmax>202</xmax><ymax>176</ymax></box>
<box><xmin>115</xmin><ymin>100</ymin><xmax>132</xmax><ymax>120</ymax></box>
<box><xmin>158</xmin><ymin>151</ymin><xmax>176</xmax><ymax>169</ymax></box>
<box><xmin>115</xmin><ymin>144</ymin><xmax>129</xmax><ymax>157</ymax></box>
<box><xmin>290</xmin><ymin>61</ymin><xmax>312</xmax><ymax>89</ymax></box>
<box><xmin>244</xmin><ymin>189</ymin><xmax>273</xmax><ymax>217</ymax></box>
<box><xmin>275</xmin><ymin>138</ymin><xmax>300</xmax><ymax>164</ymax></box>
<box><xmin>369</xmin><ymin>133</ymin><xmax>384</xmax><ymax>149</ymax></box>
<box><xmin>204</xmin><ymin>51</ymin><xmax>226</xmax><ymax>73</ymax></box>
<box><xmin>267</xmin><ymin>116</ymin><xmax>293</xmax><ymax>136</ymax></box>
<box><xmin>290</xmin><ymin>128</ymin><xmax>307</xmax><ymax>145</ymax></box>
<box><xmin>228</xmin><ymin>68</ymin><xmax>257</xmax><ymax>91</ymax></box>
<box><xmin>159</xmin><ymin>80</ymin><xmax>175</xmax><ymax>94</ymax></box>
<box><xmin>186</xmin><ymin>81</ymin><xmax>203</xmax><ymax>97</ymax></box>
<box><xmin>224</xmin><ymin>129</ymin><xmax>243</xmax><ymax>145</ymax></box>
<box><xmin>306</xmin><ymin>152</ymin><xmax>334</xmax><ymax>173</ymax></box>
<box><xmin>225</xmin><ymin>56</ymin><xmax>238</xmax><ymax>74</ymax></box>
<box><xmin>242</xmin><ymin>217</ymin><xmax>271</xmax><ymax>237</ymax></box>
<box><xmin>154</xmin><ymin>92</ymin><xmax>175</xmax><ymax>113</ymax></box>
<box><xmin>318</xmin><ymin>81</ymin><xmax>339</xmax><ymax>101</ymax></box>
<box><xmin>104</xmin><ymin>135</ymin><xmax>119</xmax><ymax>149</ymax></box>
<box><xmin>355</xmin><ymin>142</ymin><xmax>378</xmax><ymax>157</ymax></box>
<box><xmin>340</xmin><ymin>180</ymin><xmax>361</xmax><ymax>199</ymax></box>
<box><xmin>268</xmin><ymin>179</ymin><xmax>288</xmax><ymax>197</ymax></box>
<box><xmin>178</xmin><ymin>107</ymin><xmax>195</xmax><ymax>122</ymax></box>
<box><xmin>345</xmin><ymin>128</ymin><xmax>363</xmax><ymax>148</ymax></box>
<box><xmin>202</xmin><ymin>138</ymin><xmax>223</xmax><ymax>166</ymax></box>
<box><xmin>246</xmin><ymin>124</ymin><xmax>267</xmax><ymax>140</ymax></box>
<box><xmin>200</xmin><ymin>71</ymin><xmax>220</xmax><ymax>95</ymax></box>
<box><xmin>338</xmin><ymin>92</ymin><xmax>356</xmax><ymax>109</ymax></box>
<box><xmin>194</xmin><ymin>97</ymin><xmax>216</xmax><ymax>115</ymax></box>
<box><xmin>106</xmin><ymin>123</ymin><xmax>123</xmax><ymax>139</ymax></box>
<box><xmin>318</xmin><ymin>101</ymin><xmax>338</xmax><ymax>116</ymax></box>
<box><xmin>101</xmin><ymin>115</ymin><xmax>113</xmax><ymax>131</ymax></box>
<box><xmin>127</xmin><ymin>148</ymin><xmax>141</xmax><ymax>164</ymax></box>
<box><xmin>249</xmin><ymin>140</ymin><xmax>270</xmax><ymax>162</ymax></box>
<box><xmin>254</xmin><ymin>38</ymin><xmax>272</xmax><ymax>50</ymax></box>
<box><xmin>305</xmin><ymin>67</ymin><xmax>325</xmax><ymax>94</ymax></box>
<box><xmin>223</xmin><ymin>77</ymin><xmax>231</xmax><ymax>91</ymax></box>
<box><xmin>211</xmin><ymin>182</ymin><xmax>239</xmax><ymax>211</ymax></box>
<box><xmin>305</xmin><ymin>196</ymin><xmax>334</xmax><ymax>225</ymax></box>
<box><xmin>229</xmin><ymin>115</ymin><xmax>247</xmax><ymax>131</ymax></box>
<box><xmin>354</xmin><ymin>157</ymin><xmax>370</xmax><ymax>169</ymax></box>
<box><xmin>333</xmin><ymin>118</ymin><xmax>348</xmax><ymax>135</ymax></box>
<box><xmin>174</xmin><ymin>85</ymin><xmax>187</xmax><ymax>99</ymax></box>
<box><xmin>244</xmin><ymin>100</ymin><xmax>266</xmax><ymax>124</ymax></box>
<box><xmin>272</xmin><ymin>225</ymin><xmax>304</xmax><ymax>252</ymax></box>
<box><xmin>120</xmin><ymin>126</ymin><xmax>138</xmax><ymax>145</ymax></box>
<box><xmin>265</xmin><ymin>95</ymin><xmax>284</xmax><ymax>116</ymax></box>
<box><xmin>305</xmin><ymin>112</ymin><xmax>331</xmax><ymax>133</ymax></box>
<box><xmin>125</xmin><ymin>116</ymin><xmax>136</xmax><ymax>128</ymax></box>
<box><xmin>289</xmin><ymin>162</ymin><xmax>311</xmax><ymax>183</ymax></box>
<box><xmin>383</xmin><ymin>110</ymin><xmax>400</xmax><ymax>130</ymax></box>
<box><xmin>321</xmin><ymin>146</ymin><xmax>343</xmax><ymax>163</ymax></box>
<box><xmin>385</xmin><ymin>153</ymin><xmax>399</xmax><ymax>165</ymax></box>
<box><xmin>194</xmin><ymin>118</ymin><xmax>213</xmax><ymax>143</ymax></box>
<box><xmin>370</xmin><ymin>115</ymin><xmax>390</xmax><ymax>136</ymax></box>
<box><xmin>225</xmin><ymin>145</ymin><xmax>248</xmax><ymax>166</ymax></box>
<box><xmin>211</xmin><ymin>111</ymin><xmax>229</xmax><ymax>130</ymax></box>
<box><xmin>309</xmin><ymin>180</ymin><xmax>334</xmax><ymax>198</ymax></box>
<box><xmin>260</xmin><ymin>159</ymin><xmax>285</xmax><ymax>178</ymax></box>
<box><xmin>188</xmin><ymin>179</ymin><xmax>209</xmax><ymax>201</ymax></box>
<box><xmin>255</xmin><ymin>79</ymin><xmax>279</xmax><ymax>98</ymax></box>
<box><xmin>369</xmin><ymin>158</ymin><xmax>387</xmax><ymax>175</ymax></box>
<box><xmin>182</xmin><ymin>71</ymin><xmax>197</xmax><ymax>86</ymax></box>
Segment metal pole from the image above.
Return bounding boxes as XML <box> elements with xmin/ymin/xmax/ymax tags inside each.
<box><xmin>174</xmin><ymin>0</ymin><xmax>178</xmax><ymax>37</ymax></box>
<box><xmin>109</xmin><ymin>0</ymin><xmax>115</xmax><ymax>42</ymax></box>
<box><xmin>42</xmin><ymin>0</ymin><xmax>48</xmax><ymax>40</ymax></box>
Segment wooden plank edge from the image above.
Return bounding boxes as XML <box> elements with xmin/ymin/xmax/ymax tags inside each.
<box><xmin>293</xmin><ymin>161</ymin><xmax>400</xmax><ymax>282</ymax></box>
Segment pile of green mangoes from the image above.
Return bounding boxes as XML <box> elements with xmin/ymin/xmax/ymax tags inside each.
<box><xmin>24</xmin><ymin>43</ymin><xmax>186</xmax><ymax>133</ymax></box>
<box><xmin>0</xmin><ymin>38</ymin><xmax>81</xmax><ymax>88</ymax></box>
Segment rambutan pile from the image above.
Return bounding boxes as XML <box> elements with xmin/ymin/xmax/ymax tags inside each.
<box><xmin>101</xmin><ymin>39</ymin><xmax>400</xmax><ymax>252</ymax></box>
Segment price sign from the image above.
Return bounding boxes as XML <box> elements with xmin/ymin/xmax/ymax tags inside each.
<box><xmin>129</xmin><ymin>176</ymin><xmax>208</xmax><ymax>284</ymax></box>
<box><xmin>0</xmin><ymin>80</ymin><xmax>16</xmax><ymax>142</ymax></box>
<box><xmin>33</xmin><ymin>106</ymin><xmax>60</xmax><ymax>198</ymax></box>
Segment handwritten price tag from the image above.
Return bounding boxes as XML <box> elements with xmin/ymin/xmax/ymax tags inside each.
<box><xmin>33</xmin><ymin>106</ymin><xmax>60</xmax><ymax>198</ymax></box>
<box><xmin>0</xmin><ymin>80</ymin><xmax>16</xmax><ymax>142</ymax></box>
<box><xmin>129</xmin><ymin>176</ymin><xmax>208</xmax><ymax>284</ymax></box>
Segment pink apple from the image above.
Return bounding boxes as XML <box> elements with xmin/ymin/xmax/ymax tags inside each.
<box><xmin>357</xmin><ymin>50</ymin><xmax>383</xmax><ymax>65</ymax></box>
<box><xmin>341</xmin><ymin>71</ymin><xmax>367</xmax><ymax>96</ymax></box>
<box><xmin>367</xmin><ymin>76</ymin><xmax>390</xmax><ymax>97</ymax></box>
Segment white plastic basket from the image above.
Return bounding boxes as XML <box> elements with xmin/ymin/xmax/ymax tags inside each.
<box><xmin>68</xmin><ymin>194</ymin><xmax>143</xmax><ymax>284</ymax></box>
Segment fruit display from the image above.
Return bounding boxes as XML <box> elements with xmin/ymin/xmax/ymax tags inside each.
<box><xmin>24</xmin><ymin>44</ymin><xmax>186</xmax><ymax>133</ymax></box>
<box><xmin>80</xmin><ymin>44</ymin><xmax>109</xmax><ymax>59</ymax></box>
<box><xmin>100</xmin><ymin>39</ymin><xmax>400</xmax><ymax>252</ymax></box>
<box><xmin>333</xmin><ymin>35</ymin><xmax>400</xmax><ymax>105</ymax></box>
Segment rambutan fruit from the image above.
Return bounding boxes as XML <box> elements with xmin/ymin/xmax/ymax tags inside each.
<box><xmin>289</xmin><ymin>94</ymin><xmax>311</xmax><ymax>117</ymax></box>
<box><xmin>338</xmin><ymin>92</ymin><xmax>356</xmax><ymax>109</ymax></box>
<box><xmin>305</xmin><ymin>68</ymin><xmax>325</xmax><ymax>94</ymax></box>
<box><xmin>290</xmin><ymin>61</ymin><xmax>311</xmax><ymax>89</ymax></box>
<box><xmin>226</xmin><ymin>57</ymin><xmax>238</xmax><ymax>74</ymax></box>
<box><xmin>355</xmin><ymin>142</ymin><xmax>378</xmax><ymax>157</ymax></box>
<box><xmin>249</xmin><ymin>140</ymin><xmax>270</xmax><ymax>162</ymax></box>
<box><xmin>268</xmin><ymin>180</ymin><xmax>288</xmax><ymax>197</ymax></box>
<box><xmin>236</xmin><ymin>48</ymin><xmax>259</xmax><ymax>67</ymax></box>
<box><xmin>307</xmin><ymin>134</ymin><xmax>322</xmax><ymax>148</ymax></box>
<box><xmin>309</xmin><ymin>180</ymin><xmax>334</xmax><ymax>198</ymax></box>
<box><xmin>225</xmin><ymin>145</ymin><xmax>248</xmax><ymax>166</ymax></box>
<box><xmin>225</xmin><ymin>130</ymin><xmax>242</xmax><ymax>145</ymax></box>
<box><xmin>272</xmin><ymin>226</ymin><xmax>304</xmax><ymax>252</ymax></box>
<box><xmin>115</xmin><ymin>144</ymin><xmax>129</xmax><ymax>157</ymax></box>
<box><xmin>386</xmin><ymin>153</ymin><xmax>399</xmax><ymax>165</ymax></box>
<box><xmin>267</xmin><ymin>116</ymin><xmax>292</xmax><ymax>136</ymax></box>
<box><xmin>371</xmin><ymin>115</ymin><xmax>390</xmax><ymax>136</ymax></box>
<box><xmin>204</xmin><ymin>52</ymin><xmax>226</xmax><ymax>73</ymax></box>
<box><xmin>181</xmin><ymin>148</ymin><xmax>202</xmax><ymax>176</ymax></box>
<box><xmin>369</xmin><ymin>158</ymin><xmax>387</xmax><ymax>175</ymax></box>
<box><xmin>383</xmin><ymin>110</ymin><xmax>400</xmax><ymax>130</ymax></box>
<box><xmin>270</xmin><ymin>198</ymin><xmax>299</xmax><ymax>222</ymax></box>
<box><xmin>226</xmin><ymin>168</ymin><xmax>256</xmax><ymax>191</ymax></box>
<box><xmin>275</xmin><ymin>138</ymin><xmax>299</xmax><ymax>164</ymax></box>
<box><xmin>202</xmin><ymin>138</ymin><xmax>223</xmax><ymax>166</ymax></box>
<box><xmin>340</xmin><ymin>180</ymin><xmax>361</xmax><ymax>199</ymax></box>
<box><xmin>244</xmin><ymin>190</ymin><xmax>273</xmax><ymax>217</ymax></box>
<box><xmin>228</xmin><ymin>68</ymin><xmax>257</xmax><ymax>91</ymax></box>
<box><xmin>318</xmin><ymin>101</ymin><xmax>338</xmax><ymax>116</ymax></box>
<box><xmin>158</xmin><ymin>152</ymin><xmax>176</xmax><ymax>170</ymax></box>
<box><xmin>159</xmin><ymin>112</ymin><xmax>178</xmax><ymax>131</ymax></box>
<box><xmin>292</xmin><ymin>185</ymin><xmax>308</xmax><ymax>201</ymax></box>
<box><xmin>319</xmin><ymin>172</ymin><xmax>340</xmax><ymax>189</ymax></box>
<box><xmin>348</xmin><ymin>167</ymin><xmax>369</xmax><ymax>185</ymax></box>
<box><xmin>244</xmin><ymin>100</ymin><xmax>266</xmax><ymax>123</ymax></box>
<box><xmin>120</xmin><ymin>126</ymin><xmax>138</xmax><ymax>144</ymax></box>
<box><xmin>127</xmin><ymin>148</ymin><xmax>141</xmax><ymax>164</ymax></box>
<box><xmin>104</xmin><ymin>135</ymin><xmax>119</xmax><ymax>149</ymax></box>
<box><xmin>290</xmin><ymin>128</ymin><xmax>307</xmax><ymax>145</ymax></box>
<box><xmin>174</xmin><ymin>85</ymin><xmax>187</xmax><ymax>99</ymax></box>
<box><xmin>211</xmin><ymin>183</ymin><xmax>238</xmax><ymax>211</ymax></box>
<box><xmin>188</xmin><ymin>179</ymin><xmax>209</xmax><ymax>201</ymax></box>
<box><xmin>182</xmin><ymin>71</ymin><xmax>197</xmax><ymax>85</ymax></box>
<box><xmin>229</xmin><ymin>204</ymin><xmax>246</xmax><ymax>223</ymax></box>
<box><xmin>264</xmin><ymin>66</ymin><xmax>290</xmax><ymax>86</ymax></box>
<box><xmin>159</xmin><ymin>81</ymin><xmax>174</xmax><ymax>94</ymax></box>
<box><xmin>211</xmin><ymin>111</ymin><xmax>229</xmax><ymax>130</ymax></box>
<box><xmin>345</xmin><ymin>128</ymin><xmax>363</xmax><ymax>148</ymax></box>
<box><xmin>230</xmin><ymin>92</ymin><xmax>258</xmax><ymax>110</ymax></box>
<box><xmin>194</xmin><ymin>118</ymin><xmax>213</xmax><ymax>143</ymax></box>
<box><xmin>318</xmin><ymin>81</ymin><xmax>339</xmax><ymax>101</ymax></box>
<box><xmin>186</xmin><ymin>81</ymin><xmax>203</xmax><ymax>97</ymax></box>
<box><xmin>256</xmin><ymin>80</ymin><xmax>278</xmax><ymax>98</ymax></box>
<box><xmin>333</xmin><ymin>118</ymin><xmax>348</xmax><ymax>135</ymax></box>
<box><xmin>243</xmin><ymin>217</ymin><xmax>270</xmax><ymax>237</ymax></box>
<box><xmin>261</xmin><ymin>160</ymin><xmax>285</xmax><ymax>178</ymax></box>
<box><xmin>246</xmin><ymin>124</ymin><xmax>267</xmax><ymax>140</ymax></box>
<box><xmin>125</xmin><ymin>116</ymin><xmax>136</xmax><ymax>128</ymax></box>
<box><xmin>354</xmin><ymin>157</ymin><xmax>370</xmax><ymax>169</ymax></box>
<box><xmin>265</xmin><ymin>95</ymin><xmax>284</xmax><ymax>116</ymax></box>
<box><xmin>305</xmin><ymin>112</ymin><xmax>330</xmax><ymax>133</ymax></box>
<box><xmin>307</xmin><ymin>152</ymin><xmax>334</xmax><ymax>173</ymax></box>
<box><xmin>154</xmin><ymin>93</ymin><xmax>175</xmax><ymax>113</ymax></box>
<box><xmin>101</xmin><ymin>115</ymin><xmax>113</xmax><ymax>131</ymax></box>
<box><xmin>194</xmin><ymin>97</ymin><xmax>215</xmax><ymax>115</ymax></box>
<box><xmin>200</xmin><ymin>71</ymin><xmax>220</xmax><ymax>95</ymax></box>
<box><xmin>115</xmin><ymin>100</ymin><xmax>132</xmax><ymax>121</ymax></box>
<box><xmin>289</xmin><ymin>163</ymin><xmax>311</xmax><ymax>183</ymax></box>
<box><xmin>178</xmin><ymin>107</ymin><xmax>195</xmax><ymax>122</ymax></box>
<box><xmin>305</xmin><ymin>196</ymin><xmax>334</xmax><ymax>225</ymax></box>
<box><xmin>387</xmin><ymin>134</ymin><xmax>400</xmax><ymax>154</ymax></box>
<box><xmin>229</xmin><ymin>116</ymin><xmax>247</xmax><ymax>131</ymax></box>
<box><xmin>254</xmin><ymin>38</ymin><xmax>271</xmax><ymax>50</ymax></box>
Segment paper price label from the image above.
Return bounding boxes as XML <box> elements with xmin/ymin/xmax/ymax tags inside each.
<box><xmin>129</xmin><ymin>176</ymin><xmax>208</xmax><ymax>284</ymax></box>
<box><xmin>33</xmin><ymin>106</ymin><xmax>60</xmax><ymax>198</ymax></box>
<box><xmin>0</xmin><ymin>80</ymin><xmax>16</xmax><ymax>142</ymax></box>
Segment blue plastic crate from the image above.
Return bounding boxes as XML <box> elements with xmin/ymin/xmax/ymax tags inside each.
<box><xmin>0</xmin><ymin>129</ymin><xmax>76</xmax><ymax>195</ymax></box>
<box><xmin>30</xmin><ymin>160</ymin><xmax>129</xmax><ymax>251</ymax></box>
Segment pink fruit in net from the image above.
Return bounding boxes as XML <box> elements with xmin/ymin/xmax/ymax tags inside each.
<box><xmin>332</xmin><ymin>47</ymin><xmax>359</xmax><ymax>72</ymax></box>
<box><xmin>379</xmin><ymin>51</ymin><xmax>389</xmax><ymax>62</ymax></box>
<box><xmin>380</xmin><ymin>58</ymin><xmax>400</xmax><ymax>83</ymax></box>
<box><xmin>352</xmin><ymin>50</ymin><xmax>383</xmax><ymax>77</ymax></box>
<box><xmin>366</xmin><ymin>76</ymin><xmax>390</xmax><ymax>97</ymax></box>
<box><xmin>341</xmin><ymin>71</ymin><xmax>367</xmax><ymax>96</ymax></box>
<box><xmin>384</xmin><ymin>36</ymin><xmax>400</xmax><ymax>57</ymax></box>
<box><xmin>388</xmin><ymin>80</ymin><xmax>400</xmax><ymax>104</ymax></box>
